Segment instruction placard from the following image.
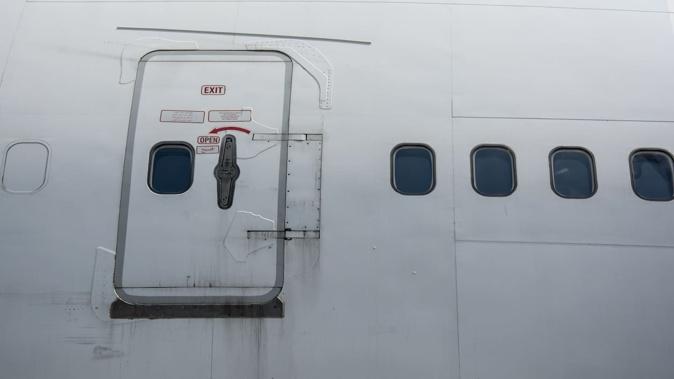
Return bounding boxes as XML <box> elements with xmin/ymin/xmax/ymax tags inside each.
<box><xmin>160</xmin><ymin>110</ymin><xmax>205</xmax><ymax>123</ymax></box>
<box><xmin>208</xmin><ymin>110</ymin><xmax>252</xmax><ymax>122</ymax></box>
<box><xmin>196</xmin><ymin>145</ymin><xmax>220</xmax><ymax>154</ymax></box>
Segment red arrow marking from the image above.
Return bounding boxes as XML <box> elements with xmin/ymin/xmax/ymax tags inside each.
<box><xmin>209</xmin><ymin>126</ymin><xmax>251</xmax><ymax>135</ymax></box>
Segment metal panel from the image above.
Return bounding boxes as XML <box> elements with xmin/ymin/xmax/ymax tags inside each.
<box><xmin>285</xmin><ymin>138</ymin><xmax>322</xmax><ymax>231</ymax></box>
<box><xmin>452</xmin><ymin>6</ymin><xmax>674</xmax><ymax>121</ymax></box>
<box><xmin>457</xmin><ymin>241</ymin><xmax>674</xmax><ymax>379</ymax></box>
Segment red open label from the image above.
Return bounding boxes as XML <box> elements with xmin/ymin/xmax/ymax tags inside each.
<box><xmin>197</xmin><ymin>135</ymin><xmax>221</xmax><ymax>145</ymax></box>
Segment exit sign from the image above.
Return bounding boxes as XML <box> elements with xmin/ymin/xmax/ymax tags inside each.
<box><xmin>201</xmin><ymin>85</ymin><xmax>226</xmax><ymax>95</ymax></box>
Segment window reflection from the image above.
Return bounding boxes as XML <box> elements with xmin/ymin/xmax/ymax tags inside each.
<box><xmin>149</xmin><ymin>143</ymin><xmax>194</xmax><ymax>194</ymax></box>
<box><xmin>550</xmin><ymin>148</ymin><xmax>596</xmax><ymax>199</ymax></box>
<box><xmin>391</xmin><ymin>145</ymin><xmax>435</xmax><ymax>195</ymax></box>
<box><xmin>630</xmin><ymin>150</ymin><xmax>674</xmax><ymax>201</ymax></box>
<box><xmin>472</xmin><ymin>146</ymin><xmax>516</xmax><ymax>197</ymax></box>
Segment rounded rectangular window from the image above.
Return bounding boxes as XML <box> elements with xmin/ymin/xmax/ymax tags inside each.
<box><xmin>550</xmin><ymin>148</ymin><xmax>596</xmax><ymax>199</ymax></box>
<box><xmin>471</xmin><ymin>145</ymin><xmax>516</xmax><ymax>197</ymax></box>
<box><xmin>2</xmin><ymin>141</ymin><xmax>49</xmax><ymax>194</ymax></box>
<box><xmin>630</xmin><ymin>149</ymin><xmax>674</xmax><ymax>201</ymax></box>
<box><xmin>391</xmin><ymin>144</ymin><xmax>435</xmax><ymax>195</ymax></box>
<box><xmin>148</xmin><ymin>142</ymin><xmax>194</xmax><ymax>194</ymax></box>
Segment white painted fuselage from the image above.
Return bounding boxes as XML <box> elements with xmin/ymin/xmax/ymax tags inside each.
<box><xmin>2</xmin><ymin>1</ymin><xmax>674</xmax><ymax>378</ymax></box>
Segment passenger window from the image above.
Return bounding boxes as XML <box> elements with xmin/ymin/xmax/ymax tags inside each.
<box><xmin>630</xmin><ymin>150</ymin><xmax>674</xmax><ymax>201</ymax></box>
<box><xmin>550</xmin><ymin>148</ymin><xmax>596</xmax><ymax>199</ymax></box>
<box><xmin>391</xmin><ymin>144</ymin><xmax>435</xmax><ymax>195</ymax></box>
<box><xmin>472</xmin><ymin>146</ymin><xmax>516</xmax><ymax>196</ymax></box>
<box><xmin>149</xmin><ymin>143</ymin><xmax>194</xmax><ymax>194</ymax></box>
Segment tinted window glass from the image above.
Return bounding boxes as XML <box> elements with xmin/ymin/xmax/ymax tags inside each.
<box><xmin>391</xmin><ymin>145</ymin><xmax>435</xmax><ymax>195</ymax></box>
<box><xmin>630</xmin><ymin>150</ymin><xmax>674</xmax><ymax>201</ymax></box>
<box><xmin>550</xmin><ymin>148</ymin><xmax>596</xmax><ymax>199</ymax></box>
<box><xmin>472</xmin><ymin>146</ymin><xmax>516</xmax><ymax>196</ymax></box>
<box><xmin>149</xmin><ymin>143</ymin><xmax>194</xmax><ymax>194</ymax></box>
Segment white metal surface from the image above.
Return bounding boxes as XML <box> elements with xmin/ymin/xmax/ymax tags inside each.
<box><xmin>0</xmin><ymin>1</ymin><xmax>673</xmax><ymax>378</ymax></box>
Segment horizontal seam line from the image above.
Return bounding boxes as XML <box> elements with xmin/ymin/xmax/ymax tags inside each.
<box><xmin>119</xmin><ymin>286</ymin><xmax>277</xmax><ymax>289</ymax></box>
<box><xmin>453</xmin><ymin>116</ymin><xmax>674</xmax><ymax>123</ymax></box>
<box><xmin>118</xmin><ymin>26</ymin><xmax>372</xmax><ymax>45</ymax></box>
<box><xmin>23</xmin><ymin>1</ymin><xmax>674</xmax><ymax>14</ymax></box>
<box><xmin>456</xmin><ymin>238</ymin><xmax>674</xmax><ymax>249</ymax></box>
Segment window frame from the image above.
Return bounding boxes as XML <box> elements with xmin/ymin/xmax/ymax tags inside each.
<box><xmin>548</xmin><ymin>147</ymin><xmax>597</xmax><ymax>199</ymax></box>
<box><xmin>1</xmin><ymin>140</ymin><xmax>51</xmax><ymax>194</ymax></box>
<box><xmin>390</xmin><ymin>143</ymin><xmax>436</xmax><ymax>196</ymax></box>
<box><xmin>147</xmin><ymin>141</ymin><xmax>195</xmax><ymax>195</ymax></box>
<box><xmin>629</xmin><ymin>148</ymin><xmax>674</xmax><ymax>202</ymax></box>
<box><xmin>470</xmin><ymin>144</ymin><xmax>517</xmax><ymax>197</ymax></box>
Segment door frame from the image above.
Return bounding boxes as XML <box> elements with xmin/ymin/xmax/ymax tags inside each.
<box><xmin>113</xmin><ymin>50</ymin><xmax>293</xmax><ymax>305</ymax></box>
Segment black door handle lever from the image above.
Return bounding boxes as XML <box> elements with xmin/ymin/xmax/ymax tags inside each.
<box><xmin>214</xmin><ymin>134</ymin><xmax>240</xmax><ymax>209</ymax></box>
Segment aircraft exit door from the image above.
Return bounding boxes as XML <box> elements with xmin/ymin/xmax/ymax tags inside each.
<box><xmin>114</xmin><ymin>51</ymin><xmax>292</xmax><ymax>305</ymax></box>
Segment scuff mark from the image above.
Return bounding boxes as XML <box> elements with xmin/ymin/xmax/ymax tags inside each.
<box><xmin>116</xmin><ymin>37</ymin><xmax>199</xmax><ymax>84</ymax></box>
<box><xmin>92</xmin><ymin>345</ymin><xmax>123</xmax><ymax>360</ymax></box>
<box><xmin>249</xmin><ymin>115</ymin><xmax>279</xmax><ymax>133</ymax></box>
<box><xmin>239</xmin><ymin>144</ymin><xmax>278</xmax><ymax>160</ymax></box>
<box><xmin>669</xmin><ymin>0</ymin><xmax>674</xmax><ymax>33</ymax></box>
<box><xmin>223</xmin><ymin>210</ymin><xmax>276</xmax><ymax>262</ymax></box>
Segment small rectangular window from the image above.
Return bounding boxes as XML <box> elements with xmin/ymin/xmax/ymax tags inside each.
<box><xmin>550</xmin><ymin>148</ymin><xmax>596</xmax><ymax>199</ymax></box>
<box><xmin>630</xmin><ymin>149</ymin><xmax>674</xmax><ymax>201</ymax></box>
<box><xmin>471</xmin><ymin>145</ymin><xmax>516</xmax><ymax>197</ymax></box>
<box><xmin>148</xmin><ymin>142</ymin><xmax>194</xmax><ymax>194</ymax></box>
<box><xmin>391</xmin><ymin>144</ymin><xmax>435</xmax><ymax>195</ymax></box>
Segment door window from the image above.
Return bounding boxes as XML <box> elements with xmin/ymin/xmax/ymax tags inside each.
<box><xmin>148</xmin><ymin>143</ymin><xmax>194</xmax><ymax>194</ymax></box>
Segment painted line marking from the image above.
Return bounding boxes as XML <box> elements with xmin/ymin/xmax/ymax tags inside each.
<box><xmin>209</xmin><ymin>126</ymin><xmax>251</xmax><ymax>135</ymax></box>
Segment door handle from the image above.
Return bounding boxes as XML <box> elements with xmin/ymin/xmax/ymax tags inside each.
<box><xmin>214</xmin><ymin>134</ymin><xmax>240</xmax><ymax>209</ymax></box>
